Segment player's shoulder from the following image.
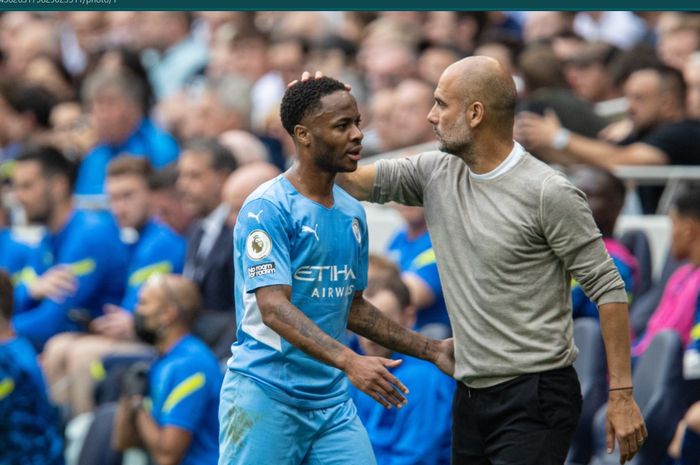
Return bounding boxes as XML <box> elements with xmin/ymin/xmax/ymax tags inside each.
<box><xmin>334</xmin><ymin>183</ymin><xmax>367</xmax><ymax>218</ymax></box>
<box><xmin>240</xmin><ymin>175</ymin><xmax>288</xmax><ymax>213</ymax></box>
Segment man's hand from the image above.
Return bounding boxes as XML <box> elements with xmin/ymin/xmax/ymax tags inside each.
<box><xmin>28</xmin><ymin>265</ymin><xmax>77</xmax><ymax>302</ymax></box>
<box><xmin>91</xmin><ymin>304</ymin><xmax>135</xmax><ymax>340</ymax></box>
<box><xmin>606</xmin><ymin>389</ymin><xmax>647</xmax><ymax>464</ymax></box>
<box><xmin>432</xmin><ymin>338</ymin><xmax>455</xmax><ymax>377</ymax></box>
<box><xmin>341</xmin><ymin>352</ymin><xmax>408</xmax><ymax>409</ymax></box>
<box><xmin>514</xmin><ymin>109</ymin><xmax>562</xmax><ymax>150</ymax></box>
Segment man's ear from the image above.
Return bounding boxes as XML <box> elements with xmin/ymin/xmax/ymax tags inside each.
<box><xmin>294</xmin><ymin>124</ymin><xmax>311</xmax><ymax>147</ymax></box>
<box><xmin>466</xmin><ymin>101</ymin><xmax>485</xmax><ymax>129</ymax></box>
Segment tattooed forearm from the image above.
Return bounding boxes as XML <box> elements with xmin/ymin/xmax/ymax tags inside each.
<box><xmin>347</xmin><ymin>292</ymin><xmax>437</xmax><ymax>361</ymax></box>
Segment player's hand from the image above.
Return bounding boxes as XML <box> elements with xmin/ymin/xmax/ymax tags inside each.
<box><xmin>433</xmin><ymin>338</ymin><xmax>455</xmax><ymax>377</ymax></box>
<box><xmin>606</xmin><ymin>389</ymin><xmax>647</xmax><ymax>464</ymax></box>
<box><xmin>28</xmin><ymin>265</ymin><xmax>77</xmax><ymax>302</ymax></box>
<box><xmin>343</xmin><ymin>353</ymin><xmax>408</xmax><ymax>409</ymax></box>
<box><xmin>287</xmin><ymin>70</ymin><xmax>352</xmax><ymax>91</ymax></box>
<box><xmin>91</xmin><ymin>304</ymin><xmax>135</xmax><ymax>340</ymax></box>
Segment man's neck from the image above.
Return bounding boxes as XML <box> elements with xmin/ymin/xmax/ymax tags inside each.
<box><xmin>406</xmin><ymin>223</ymin><xmax>427</xmax><ymax>240</ymax></box>
<box><xmin>0</xmin><ymin>325</ymin><xmax>14</xmax><ymax>342</ymax></box>
<box><xmin>461</xmin><ymin>136</ymin><xmax>515</xmax><ymax>175</ymax></box>
<box><xmin>157</xmin><ymin>327</ymin><xmax>188</xmax><ymax>355</ymax></box>
<box><xmin>48</xmin><ymin>200</ymin><xmax>74</xmax><ymax>234</ymax></box>
<box><xmin>286</xmin><ymin>163</ymin><xmax>336</xmax><ymax>208</ymax></box>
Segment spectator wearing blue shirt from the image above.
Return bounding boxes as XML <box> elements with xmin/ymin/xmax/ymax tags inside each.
<box><xmin>352</xmin><ymin>274</ymin><xmax>455</xmax><ymax>465</ymax></box>
<box><xmin>387</xmin><ymin>205</ymin><xmax>451</xmax><ymax>338</ymax></box>
<box><xmin>11</xmin><ymin>146</ymin><xmax>129</xmax><ymax>352</ymax></box>
<box><xmin>0</xmin><ymin>270</ymin><xmax>64</xmax><ymax>465</ymax></box>
<box><xmin>113</xmin><ymin>274</ymin><xmax>222</xmax><ymax>465</ymax></box>
<box><xmin>75</xmin><ymin>71</ymin><xmax>179</xmax><ymax>197</ymax></box>
<box><xmin>0</xmin><ymin>190</ymin><xmax>31</xmax><ymax>282</ymax></box>
<box><xmin>43</xmin><ymin>156</ymin><xmax>186</xmax><ymax>416</ymax></box>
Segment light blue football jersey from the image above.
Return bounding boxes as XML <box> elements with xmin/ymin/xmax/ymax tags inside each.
<box><xmin>227</xmin><ymin>174</ymin><xmax>368</xmax><ymax>409</ymax></box>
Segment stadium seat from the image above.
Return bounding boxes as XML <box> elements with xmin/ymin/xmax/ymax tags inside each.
<box><xmin>568</xmin><ymin>318</ymin><xmax>608</xmax><ymax>465</ymax></box>
<box><xmin>590</xmin><ymin>330</ymin><xmax>685</xmax><ymax>465</ymax></box>
<box><xmin>77</xmin><ymin>402</ymin><xmax>123</xmax><ymax>465</ymax></box>
<box><xmin>629</xmin><ymin>254</ymin><xmax>686</xmax><ymax>337</ymax></box>
<box><xmin>619</xmin><ymin>229</ymin><xmax>653</xmax><ymax>298</ymax></box>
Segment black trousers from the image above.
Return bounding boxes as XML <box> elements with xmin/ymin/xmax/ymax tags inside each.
<box><xmin>452</xmin><ymin>365</ymin><xmax>582</xmax><ymax>465</ymax></box>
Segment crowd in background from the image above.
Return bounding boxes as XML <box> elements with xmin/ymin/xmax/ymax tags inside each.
<box><xmin>0</xmin><ymin>10</ymin><xmax>700</xmax><ymax>465</ymax></box>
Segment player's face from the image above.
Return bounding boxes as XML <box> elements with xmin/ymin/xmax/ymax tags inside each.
<box><xmin>670</xmin><ymin>209</ymin><xmax>695</xmax><ymax>260</ymax></box>
<box><xmin>307</xmin><ymin>91</ymin><xmax>363</xmax><ymax>173</ymax></box>
<box><xmin>428</xmin><ymin>74</ymin><xmax>473</xmax><ymax>157</ymax></box>
<box><xmin>106</xmin><ymin>174</ymin><xmax>151</xmax><ymax>229</ymax></box>
<box><xmin>13</xmin><ymin>161</ymin><xmax>53</xmax><ymax>224</ymax></box>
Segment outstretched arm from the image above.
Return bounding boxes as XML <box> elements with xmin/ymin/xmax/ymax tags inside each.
<box><xmin>347</xmin><ymin>291</ymin><xmax>454</xmax><ymax>376</ymax></box>
<box><xmin>256</xmin><ymin>285</ymin><xmax>409</xmax><ymax>408</ymax></box>
<box><xmin>335</xmin><ymin>164</ymin><xmax>377</xmax><ymax>201</ymax></box>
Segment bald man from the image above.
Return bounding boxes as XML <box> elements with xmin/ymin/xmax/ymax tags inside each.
<box><xmin>326</xmin><ymin>56</ymin><xmax>646</xmax><ymax>465</ymax></box>
<box><xmin>114</xmin><ymin>274</ymin><xmax>222</xmax><ymax>465</ymax></box>
<box><xmin>222</xmin><ymin>162</ymin><xmax>281</xmax><ymax>228</ymax></box>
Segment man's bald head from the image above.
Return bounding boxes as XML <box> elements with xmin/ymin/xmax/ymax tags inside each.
<box><xmin>441</xmin><ymin>56</ymin><xmax>517</xmax><ymax>134</ymax></box>
<box><xmin>144</xmin><ymin>274</ymin><xmax>202</xmax><ymax>326</ymax></box>
<box><xmin>223</xmin><ymin>162</ymin><xmax>281</xmax><ymax>227</ymax></box>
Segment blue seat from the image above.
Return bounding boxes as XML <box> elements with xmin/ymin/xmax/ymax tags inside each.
<box><xmin>77</xmin><ymin>402</ymin><xmax>123</xmax><ymax>465</ymax></box>
<box><xmin>619</xmin><ymin>229</ymin><xmax>653</xmax><ymax>298</ymax></box>
<box><xmin>568</xmin><ymin>318</ymin><xmax>608</xmax><ymax>465</ymax></box>
<box><xmin>590</xmin><ymin>330</ymin><xmax>685</xmax><ymax>465</ymax></box>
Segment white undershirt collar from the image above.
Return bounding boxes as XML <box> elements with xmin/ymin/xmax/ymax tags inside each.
<box><xmin>469</xmin><ymin>142</ymin><xmax>525</xmax><ymax>180</ymax></box>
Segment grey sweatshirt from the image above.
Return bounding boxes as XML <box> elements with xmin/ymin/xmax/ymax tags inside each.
<box><xmin>371</xmin><ymin>147</ymin><xmax>627</xmax><ymax>388</ymax></box>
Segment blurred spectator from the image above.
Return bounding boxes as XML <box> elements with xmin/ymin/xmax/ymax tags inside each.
<box><xmin>362</xmin><ymin>88</ymin><xmax>396</xmax><ymax>156</ymax></box>
<box><xmin>219</xmin><ymin>130</ymin><xmax>270</xmax><ymax>166</ymax></box>
<box><xmin>388</xmin><ymin>79</ymin><xmax>436</xmax><ymax>149</ymax></box>
<box><xmin>0</xmin><ymin>84</ymin><xmax>59</xmax><ymax>165</ymax></box>
<box><xmin>139</xmin><ymin>12</ymin><xmax>208</xmax><ymax>100</ymax></box>
<box><xmin>684</xmin><ymin>52</ymin><xmax>700</xmax><ymax>119</ymax></box>
<box><xmin>567</xmin><ymin>167</ymin><xmax>637</xmax><ymax>319</ymax></box>
<box><xmin>3</xmin><ymin>18</ymin><xmax>60</xmax><ymax>79</ymax></box>
<box><xmin>517</xmin><ymin>43</ymin><xmax>607</xmax><ymax>139</ymax></box>
<box><xmin>0</xmin><ymin>185</ymin><xmax>31</xmax><ymax>281</ymax></box>
<box><xmin>60</xmin><ymin>12</ymin><xmax>106</xmax><ymax>75</ymax></box>
<box><xmin>367</xmin><ymin>252</ymin><xmax>403</xmax><ymax>282</ymax></box>
<box><xmin>44</xmin><ymin>156</ymin><xmax>185</xmax><ymax>416</ymax></box>
<box><xmin>522</xmin><ymin>12</ymin><xmax>574</xmax><ymax>44</ymax></box>
<box><xmin>573</xmin><ymin>11</ymin><xmax>647</xmax><ymax>50</ymax></box>
<box><xmin>657</xmin><ymin>23</ymin><xmax>700</xmax><ymax>71</ymax></box>
<box><xmin>93</xmin><ymin>46</ymin><xmax>156</xmax><ymax>111</ymax></box>
<box><xmin>75</xmin><ymin>70</ymin><xmax>179</xmax><ymax>196</ymax></box>
<box><xmin>0</xmin><ymin>270</ymin><xmax>64</xmax><ymax>465</ymax></box>
<box><xmin>149</xmin><ymin>164</ymin><xmax>195</xmax><ymax>237</ymax></box>
<box><xmin>24</xmin><ymin>54</ymin><xmax>75</xmax><ymax>101</ymax></box>
<box><xmin>387</xmin><ymin>205</ymin><xmax>450</xmax><ymax>338</ymax></box>
<box><xmin>113</xmin><ymin>274</ymin><xmax>222</xmax><ymax>465</ymax></box>
<box><xmin>177</xmin><ymin>139</ymin><xmax>237</xmax><ymax>356</ymax></box>
<box><xmin>352</xmin><ymin>274</ymin><xmax>454</xmax><ymax>465</ymax></box>
<box><xmin>221</xmin><ymin>162</ymin><xmax>281</xmax><ymax>228</ymax></box>
<box><xmin>11</xmin><ymin>146</ymin><xmax>129</xmax><ymax>351</ymax></box>
<box><xmin>48</xmin><ymin>100</ymin><xmax>97</xmax><ymax>162</ymax></box>
<box><xmin>669</xmin><ymin>401</ymin><xmax>700</xmax><ymax>465</ymax></box>
<box><xmin>631</xmin><ymin>185</ymin><xmax>700</xmax><ymax>357</ymax></box>
<box><xmin>418</xmin><ymin>45</ymin><xmax>460</xmax><ymax>87</ymax></box>
<box><xmin>517</xmin><ymin>64</ymin><xmax>700</xmax><ymax>212</ymax></box>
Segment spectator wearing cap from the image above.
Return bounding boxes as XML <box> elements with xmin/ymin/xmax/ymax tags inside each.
<box><xmin>74</xmin><ymin>71</ymin><xmax>179</xmax><ymax>196</ymax></box>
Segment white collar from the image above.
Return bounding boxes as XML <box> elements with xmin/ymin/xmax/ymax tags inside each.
<box><xmin>469</xmin><ymin>142</ymin><xmax>525</xmax><ymax>180</ymax></box>
<box><xmin>201</xmin><ymin>203</ymin><xmax>229</xmax><ymax>235</ymax></box>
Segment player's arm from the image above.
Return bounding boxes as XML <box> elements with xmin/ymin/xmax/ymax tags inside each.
<box><xmin>133</xmin><ymin>406</ymin><xmax>191</xmax><ymax>465</ymax></box>
<box><xmin>256</xmin><ymin>284</ymin><xmax>408</xmax><ymax>408</ymax></box>
<box><xmin>347</xmin><ymin>291</ymin><xmax>454</xmax><ymax>376</ymax></box>
<box><xmin>335</xmin><ymin>164</ymin><xmax>377</xmax><ymax>201</ymax></box>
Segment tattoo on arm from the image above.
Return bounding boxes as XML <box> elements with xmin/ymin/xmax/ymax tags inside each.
<box><xmin>347</xmin><ymin>293</ymin><xmax>434</xmax><ymax>360</ymax></box>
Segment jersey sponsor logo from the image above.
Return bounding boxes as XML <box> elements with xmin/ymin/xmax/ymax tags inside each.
<box><xmin>301</xmin><ymin>223</ymin><xmax>320</xmax><ymax>241</ymax></box>
<box><xmin>246</xmin><ymin>230</ymin><xmax>272</xmax><ymax>261</ymax></box>
<box><xmin>247</xmin><ymin>209</ymin><xmax>264</xmax><ymax>223</ymax></box>
<box><xmin>352</xmin><ymin>218</ymin><xmax>362</xmax><ymax>244</ymax></box>
<box><xmin>248</xmin><ymin>262</ymin><xmax>276</xmax><ymax>278</ymax></box>
<box><xmin>294</xmin><ymin>264</ymin><xmax>356</xmax><ymax>299</ymax></box>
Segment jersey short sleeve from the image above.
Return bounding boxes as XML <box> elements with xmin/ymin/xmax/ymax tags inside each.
<box><xmin>237</xmin><ymin>198</ymin><xmax>293</xmax><ymax>293</ymax></box>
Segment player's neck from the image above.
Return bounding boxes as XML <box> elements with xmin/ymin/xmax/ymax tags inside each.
<box><xmin>285</xmin><ymin>164</ymin><xmax>335</xmax><ymax>208</ymax></box>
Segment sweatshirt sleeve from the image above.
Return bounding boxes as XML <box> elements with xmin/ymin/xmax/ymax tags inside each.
<box><xmin>370</xmin><ymin>152</ymin><xmax>442</xmax><ymax>206</ymax></box>
<box><xmin>540</xmin><ymin>173</ymin><xmax>627</xmax><ymax>306</ymax></box>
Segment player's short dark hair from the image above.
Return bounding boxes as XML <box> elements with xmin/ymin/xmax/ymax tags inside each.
<box><xmin>0</xmin><ymin>270</ymin><xmax>13</xmax><ymax>321</ymax></box>
<box><xmin>6</xmin><ymin>84</ymin><xmax>59</xmax><ymax>129</ymax></box>
<box><xmin>182</xmin><ymin>138</ymin><xmax>238</xmax><ymax>174</ymax></box>
<box><xmin>148</xmin><ymin>163</ymin><xmax>178</xmax><ymax>191</ymax></box>
<box><xmin>675</xmin><ymin>184</ymin><xmax>700</xmax><ymax>221</ymax></box>
<box><xmin>107</xmin><ymin>155</ymin><xmax>153</xmax><ymax>182</ymax></box>
<box><xmin>16</xmin><ymin>145</ymin><xmax>77</xmax><ymax>191</ymax></box>
<box><xmin>280</xmin><ymin>77</ymin><xmax>348</xmax><ymax>136</ymax></box>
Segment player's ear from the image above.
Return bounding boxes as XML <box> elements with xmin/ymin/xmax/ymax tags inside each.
<box><xmin>294</xmin><ymin>124</ymin><xmax>312</xmax><ymax>146</ymax></box>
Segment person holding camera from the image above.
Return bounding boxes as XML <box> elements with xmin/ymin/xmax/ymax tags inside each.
<box><xmin>113</xmin><ymin>274</ymin><xmax>222</xmax><ymax>465</ymax></box>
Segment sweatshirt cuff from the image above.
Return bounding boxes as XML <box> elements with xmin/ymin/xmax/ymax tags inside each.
<box><xmin>595</xmin><ymin>288</ymin><xmax>629</xmax><ymax>306</ymax></box>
